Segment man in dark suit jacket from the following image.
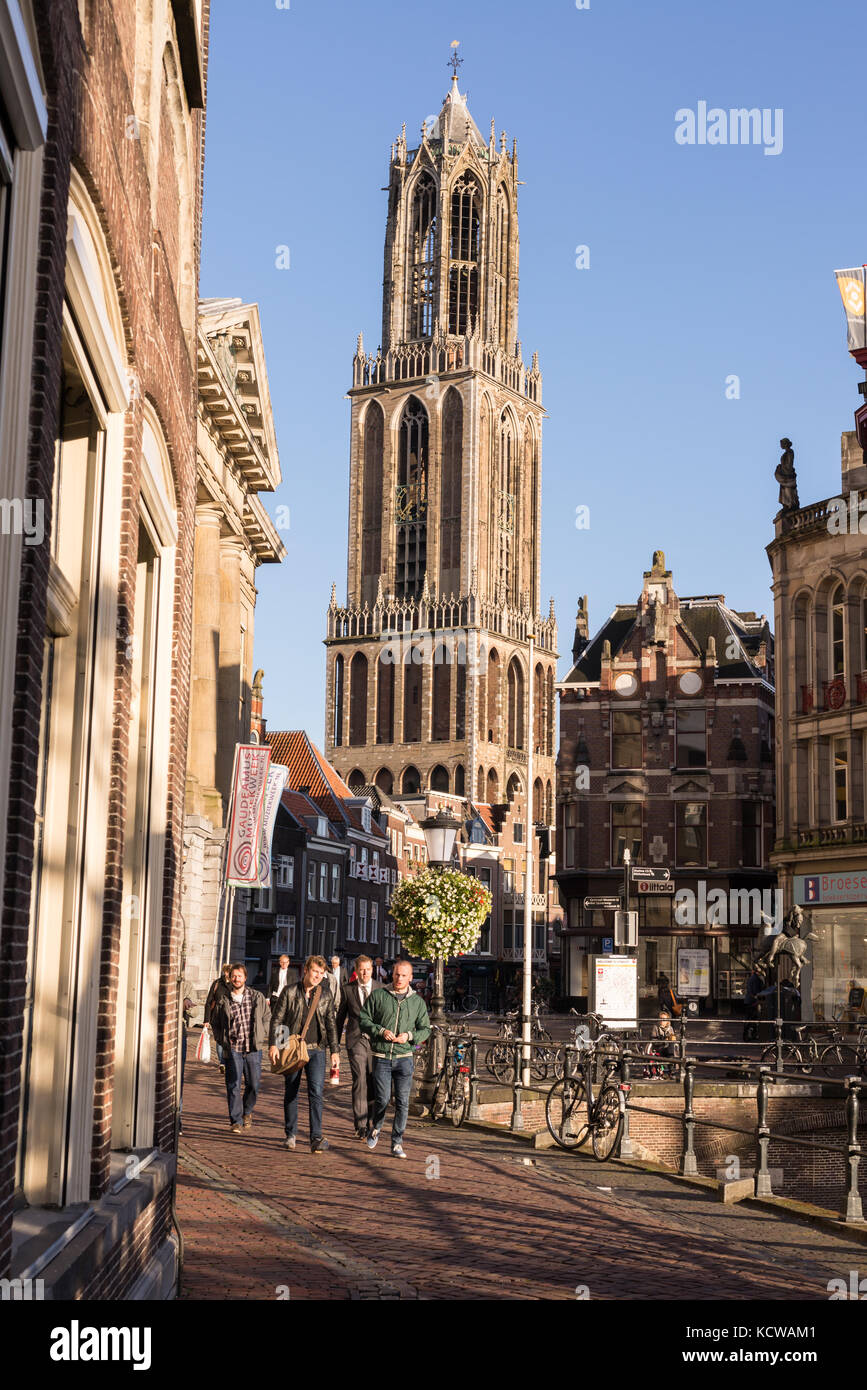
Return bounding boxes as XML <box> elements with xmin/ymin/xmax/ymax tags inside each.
<box><xmin>268</xmin><ymin>954</ymin><xmax>299</xmax><ymax>1009</ymax></box>
<box><xmin>336</xmin><ymin>954</ymin><xmax>382</xmax><ymax>1139</ymax></box>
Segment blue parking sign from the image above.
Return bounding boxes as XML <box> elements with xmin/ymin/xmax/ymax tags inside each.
<box><xmin>602</xmin><ymin>937</ymin><xmax>614</xmax><ymax>954</ymax></box>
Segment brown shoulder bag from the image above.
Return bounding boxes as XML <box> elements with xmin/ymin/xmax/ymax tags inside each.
<box><xmin>271</xmin><ymin>985</ymin><xmax>322</xmax><ymax>1075</ymax></box>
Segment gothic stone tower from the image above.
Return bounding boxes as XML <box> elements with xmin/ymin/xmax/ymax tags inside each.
<box><xmin>324</xmin><ymin>69</ymin><xmax>558</xmax><ymax>828</ymax></box>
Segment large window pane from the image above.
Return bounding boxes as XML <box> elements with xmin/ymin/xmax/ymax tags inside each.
<box><xmin>676</xmin><ymin>802</ymin><xmax>707</xmax><ymax>866</ymax></box>
<box><xmin>611</xmin><ymin>711</ymin><xmax>641</xmax><ymax>768</ymax></box>
<box><xmin>676</xmin><ymin>709</ymin><xmax>706</xmax><ymax>767</ymax></box>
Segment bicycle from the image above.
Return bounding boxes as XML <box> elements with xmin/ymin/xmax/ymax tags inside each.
<box><xmin>431</xmin><ymin>1030</ymin><xmax>473</xmax><ymax>1127</ymax></box>
<box><xmin>487</xmin><ymin>1008</ymin><xmax>554</xmax><ymax>1083</ymax></box>
<box><xmin>553</xmin><ymin>1011</ymin><xmax>620</xmax><ymax>1082</ymax></box>
<box><xmin>761</xmin><ymin>1023</ymin><xmax>861</xmax><ymax>1076</ymax></box>
<box><xmin>545</xmin><ymin>1051</ymin><xmax>630</xmax><ymax>1160</ymax></box>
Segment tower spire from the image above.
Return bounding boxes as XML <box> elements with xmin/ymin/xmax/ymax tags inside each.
<box><xmin>448</xmin><ymin>39</ymin><xmax>463</xmax><ymax>83</ymax></box>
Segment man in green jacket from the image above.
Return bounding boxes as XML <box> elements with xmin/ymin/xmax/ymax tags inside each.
<box><xmin>360</xmin><ymin>959</ymin><xmax>431</xmax><ymax>1158</ymax></box>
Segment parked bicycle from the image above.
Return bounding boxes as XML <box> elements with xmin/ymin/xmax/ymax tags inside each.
<box><xmin>486</xmin><ymin>1006</ymin><xmax>555</xmax><ymax>1083</ymax></box>
<box><xmin>761</xmin><ymin>1022</ymin><xmax>865</xmax><ymax>1076</ymax></box>
<box><xmin>553</xmin><ymin>1011</ymin><xmax>621</xmax><ymax>1082</ymax></box>
<box><xmin>545</xmin><ymin>1049</ymin><xmax>630</xmax><ymax>1160</ymax></box>
<box><xmin>431</xmin><ymin>1029</ymin><xmax>474</xmax><ymax>1127</ymax></box>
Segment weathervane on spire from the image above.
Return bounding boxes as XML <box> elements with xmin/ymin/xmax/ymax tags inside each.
<box><xmin>448</xmin><ymin>40</ymin><xmax>462</xmax><ymax>81</ymax></box>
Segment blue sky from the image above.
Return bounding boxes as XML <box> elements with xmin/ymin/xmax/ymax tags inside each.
<box><xmin>201</xmin><ymin>0</ymin><xmax>867</xmax><ymax>741</ymax></box>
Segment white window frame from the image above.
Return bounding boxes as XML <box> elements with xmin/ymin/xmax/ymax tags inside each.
<box><xmin>331</xmin><ymin>863</ymin><xmax>340</xmax><ymax>901</ymax></box>
<box><xmin>370</xmin><ymin>901</ymin><xmax>379</xmax><ymax>945</ymax></box>
<box><xmin>359</xmin><ymin>898</ymin><xmax>368</xmax><ymax>938</ymax></box>
<box><xmin>346</xmin><ymin>896</ymin><xmax>356</xmax><ymax>941</ymax></box>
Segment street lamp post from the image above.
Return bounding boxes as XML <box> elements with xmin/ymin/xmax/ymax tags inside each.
<box><xmin>418</xmin><ymin>807</ymin><xmax>461</xmax><ymax>1104</ymax></box>
<box><xmin>521</xmin><ymin>630</ymin><xmax>535</xmax><ymax>1088</ymax></box>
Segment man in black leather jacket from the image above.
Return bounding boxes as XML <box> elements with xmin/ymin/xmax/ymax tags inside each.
<box><xmin>269</xmin><ymin>955</ymin><xmax>340</xmax><ymax>1153</ymax></box>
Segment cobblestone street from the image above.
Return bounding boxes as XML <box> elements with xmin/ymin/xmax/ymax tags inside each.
<box><xmin>177</xmin><ymin>1053</ymin><xmax>865</xmax><ymax>1301</ymax></box>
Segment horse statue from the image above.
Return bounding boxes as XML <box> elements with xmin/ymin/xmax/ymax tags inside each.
<box><xmin>754</xmin><ymin>904</ymin><xmax>818</xmax><ymax>992</ymax></box>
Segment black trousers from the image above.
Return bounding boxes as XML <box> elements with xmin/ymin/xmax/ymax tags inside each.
<box><xmin>346</xmin><ymin>1039</ymin><xmax>375</xmax><ymax>1129</ymax></box>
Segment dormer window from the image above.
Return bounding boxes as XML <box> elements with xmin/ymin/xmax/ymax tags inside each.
<box><xmin>362</xmin><ymin>805</ymin><xmax>372</xmax><ymax>833</ymax></box>
<box><xmin>317</xmin><ymin>815</ymin><xmax>327</xmax><ymax>837</ymax></box>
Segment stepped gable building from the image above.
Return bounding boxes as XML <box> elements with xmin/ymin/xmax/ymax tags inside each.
<box><xmin>556</xmin><ymin>552</ymin><xmax>776</xmax><ymax>1016</ymax></box>
<box><xmin>323</xmin><ymin>65</ymin><xmax>558</xmax><ymax>840</ymax></box>
<box><xmin>261</xmin><ymin>731</ymin><xmax>393</xmax><ymax>970</ymax></box>
<box><xmin>768</xmin><ymin>428</ymin><xmax>867</xmax><ymax>1021</ymax></box>
<box><xmin>0</xmin><ymin>1</ymin><xmax>207</xmax><ymax>1296</ymax></box>
<box><xmin>182</xmin><ymin>298</ymin><xmax>285</xmax><ymax>1007</ymax></box>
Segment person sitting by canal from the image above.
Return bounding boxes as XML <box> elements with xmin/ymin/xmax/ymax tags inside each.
<box><xmin>651</xmin><ymin>1009</ymin><xmax>676</xmax><ymax>1059</ymax></box>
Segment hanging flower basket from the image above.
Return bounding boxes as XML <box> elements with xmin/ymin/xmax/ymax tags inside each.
<box><xmin>390</xmin><ymin>867</ymin><xmax>492</xmax><ymax>960</ymax></box>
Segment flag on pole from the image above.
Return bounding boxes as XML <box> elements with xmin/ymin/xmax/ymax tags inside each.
<box><xmin>251</xmin><ymin>763</ymin><xmax>289</xmax><ymax>888</ymax></box>
<box><xmin>226</xmin><ymin>744</ymin><xmax>272</xmax><ymax>885</ymax></box>
<box><xmin>834</xmin><ymin>267</ymin><xmax>867</xmax><ymax>351</ymax></box>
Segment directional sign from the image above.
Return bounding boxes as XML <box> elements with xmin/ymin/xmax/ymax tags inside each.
<box><xmin>584</xmin><ymin>896</ymin><xmax>621</xmax><ymax>910</ymax></box>
<box><xmin>631</xmin><ymin>866</ymin><xmax>671</xmax><ymax>882</ymax></box>
<box><xmin>636</xmin><ymin>880</ymin><xmax>675</xmax><ymax>895</ymax></box>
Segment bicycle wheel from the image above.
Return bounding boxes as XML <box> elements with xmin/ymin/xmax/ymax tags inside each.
<box><xmin>487</xmin><ymin>1042</ymin><xmax>514</xmax><ymax>1085</ymax></box>
<box><xmin>449</xmin><ymin>1070</ymin><xmax>469</xmax><ymax>1127</ymax></box>
<box><xmin>821</xmin><ymin>1044</ymin><xmax>858</xmax><ymax>1076</ymax></box>
<box><xmin>461</xmin><ymin>993</ymin><xmax>479</xmax><ymax>1014</ymax></box>
<box><xmin>531</xmin><ymin>1045</ymin><xmax>552</xmax><ymax>1082</ymax></box>
<box><xmin>591</xmin><ymin>1085</ymin><xmax>623</xmax><ymax>1161</ymax></box>
<box><xmin>544</xmin><ymin>1076</ymin><xmax>589</xmax><ymax>1149</ymax></box>
<box><xmin>761</xmin><ymin>1043</ymin><xmax>800</xmax><ymax>1072</ymax></box>
<box><xmin>431</xmin><ymin>1068</ymin><xmax>450</xmax><ymax>1121</ymax></box>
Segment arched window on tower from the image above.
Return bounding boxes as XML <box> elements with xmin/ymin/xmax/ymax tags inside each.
<box><xmin>403</xmin><ymin>647</ymin><xmax>422</xmax><ymax>742</ymax></box>
<box><xmin>375</xmin><ymin>767</ymin><xmax>394</xmax><ymax>796</ymax></box>
<box><xmin>546</xmin><ymin>669</ymin><xmax>555</xmax><ymax>756</ymax></box>
<box><xmin>448</xmin><ymin>174</ymin><xmax>481</xmax><ymax>336</ymax></box>
<box><xmin>507</xmin><ymin>657</ymin><xmax>524</xmax><ymax>750</ymax></box>
<box><xmin>533</xmin><ymin>777</ymin><xmax>543</xmax><ymax>824</ymax></box>
<box><xmin>526</xmin><ymin>421</ymin><xmax>538</xmax><ymax>615</ymax></box>
<box><xmin>477</xmin><ymin>765</ymin><xmax>485</xmax><ymax>801</ymax></box>
<box><xmin>432</xmin><ymin>645</ymin><xmax>451</xmax><ymax>740</ymax></box>
<box><xmin>455</xmin><ymin>653</ymin><xmax>466</xmax><ymax>741</ymax></box>
<box><xmin>349</xmin><ymin>653</ymin><xmax>368</xmax><ymax>746</ymax></box>
<box><xmin>492</xmin><ymin>186</ymin><xmax>510</xmax><ymax>349</ymax></box>
<box><xmin>402</xmin><ymin>765</ymin><xmax>421</xmax><ymax>795</ymax></box>
<box><xmin>439</xmin><ymin>388</ymin><xmax>463</xmax><ymax>595</ymax></box>
<box><xmin>506</xmin><ymin>772</ymin><xmax>522</xmax><ymax>803</ymax></box>
<box><xmin>395</xmin><ymin>396</ymin><xmax>428</xmax><ymax>599</ymax></box>
<box><xmin>408</xmin><ymin>173</ymin><xmax>437</xmax><ymax>339</ymax></box>
<box><xmin>487</xmin><ymin>648</ymin><xmax>500</xmax><ymax>740</ymax></box>
<box><xmin>545</xmin><ymin>779</ymin><xmax>553</xmax><ymax>826</ymax></box>
<box><xmin>494</xmin><ymin>411</ymin><xmax>516</xmax><ymax>604</ymax></box>
<box><xmin>376</xmin><ymin>650</ymin><xmax>394</xmax><ymax>744</ymax></box>
<box><xmin>534</xmin><ymin>663</ymin><xmax>544</xmax><ymax>753</ymax></box>
<box><xmin>487</xmin><ymin>768</ymin><xmax>499</xmax><ymax>803</ymax></box>
<box><xmin>430</xmin><ymin>764</ymin><xmax>449</xmax><ymax>792</ymax></box>
<box><xmin>454</xmin><ymin>764</ymin><xmax>466</xmax><ymax>797</ymax></box>
<box><xmin>361</xmin><ymin>401</ymin><xmax>384</xmax><ymax>601</ymax></box>
<box><xmin>333</xmin><ymin>654</ymin><xmax>344</xmax><ymax>747</ymax></box>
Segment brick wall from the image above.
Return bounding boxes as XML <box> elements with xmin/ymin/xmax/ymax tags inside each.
<box><xmin>0</xmin><ymin>0</ymin><xmax>208</xmax><ymax>1290</ymax></box>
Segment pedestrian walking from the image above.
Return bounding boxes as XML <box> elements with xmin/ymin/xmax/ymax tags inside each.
<box><xmin>373</xmin><ymin>956</ymin><xmax>388</xmax><ymax>984</ymax></box>
<box><xmin>269</xmin><ymin>955</ymin><xmax>340</xmax><ymax>1154</ymax></box>
<box><xmin>336</xmin><ymin>954</ymin><xmax>382</xmax><ymax>1138</ymax></box>
<box><xmin>360</xmin><ymin>959</ymin><xmax>431</xmax><ymax>1159</ymax></box>
<box><xmin>205</xmin><ymin>962</ymin><xmax>232</xmax><ymax>1072</ymax></box>
<box><xmin>209</xmin><ymin>964</ymin><xmax>271</xmax><ymax>1134</ymax></box>
<box><xmin>326</xmin><ymin>953</ymin><xmax>348</xmax><ymax>1011</ymax></box>
<box><xmin>268</xmin><ymin>953</ymin><xmax>297</xmax><ymax>1010</ymax></box>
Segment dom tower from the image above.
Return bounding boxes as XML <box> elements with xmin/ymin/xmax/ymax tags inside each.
<box><xmin>325</xmin><ymin>58</ymin><xmax>558</xmax><ymax>826</ymax></box>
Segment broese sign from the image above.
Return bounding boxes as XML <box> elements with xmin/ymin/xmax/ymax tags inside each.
<box><xmin>795</xmin><ymin>873</ymin><xmax>867</xmax><ymax>906</ymax></box>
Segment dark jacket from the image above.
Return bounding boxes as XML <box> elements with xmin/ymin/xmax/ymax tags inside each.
<box><xmin>205</xmin><ymin>975</ymin><xmax>229</xmax><ymax>1026</ymax></box>
<box><xmin>268</xmin><ymin>962</ymin><xmax>299</xmax><ymax>1000</ymax></box>
<box><xmin>337</xmin><ymin>980</ymin><xmax>383</xmax><ymax>1049</ymax></box>
<box><xmin>210</xmin><ymin>986</ymin><xmax>271</xmax><ymax>1052</ymax></box>
<box><xmin>269</xmin><ymin>980</ymin><xmax>339</xmax><ymax>1055</ymax></box>
<box><xmin>359</xmin><ymin>985</ymin><xmax>431</xmax><ymax>1060</ymax></box>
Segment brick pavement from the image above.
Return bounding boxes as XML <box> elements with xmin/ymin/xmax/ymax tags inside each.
<box><xmin>176</xmin><ymin>1051</ymin><xmax>865</xmax><ymax>1301</ymax></box>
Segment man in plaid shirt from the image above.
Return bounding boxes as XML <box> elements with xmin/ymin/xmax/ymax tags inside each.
<box><xmin>210</xmin><ymin>963</ymin><xmax>271</xmax><ymax>1133</ymax></box>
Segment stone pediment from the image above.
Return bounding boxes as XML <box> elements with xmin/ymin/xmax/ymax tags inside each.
<box><xmin>671</xmin><ymin>776</ymin><xmax>710</xmax><ymax>797</ymax></box>
<box><xmin>604</xmin><ymin>776</ymin><xmax>647</xmax><ymax>798</ymax></box>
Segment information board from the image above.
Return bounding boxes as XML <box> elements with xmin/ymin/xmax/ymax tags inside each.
<box><xmin>590</xmin><ymin>955</ymin><xmax>638</xmax><ymax>1029</ymax></box>
<box><xmin>677</xmin><ymin>947</ymin><xmax>710</xmax><ymax>998</ymax></box>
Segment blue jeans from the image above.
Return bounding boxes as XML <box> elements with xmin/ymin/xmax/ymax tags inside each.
<box><xmin>225</xmin><ymin>1048</ymin><xmax>261</xmax><ymax>1125</ymax></box>
<box><xmin>371</xmin><ymin>1055</ymin><xmax>413</xmax><ymax>1146</ymax></box>
<box><xmin>283</xmin><ymin>1046</ymin><xmax>327</xmax><ymax>1142</ymax></box>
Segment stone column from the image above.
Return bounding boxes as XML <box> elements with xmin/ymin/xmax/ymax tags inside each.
<box><xmin>188</xmin><ymin>504</ymin><xmax>223</xmax><ymax>822</ymax></box>
<box><xmin>217</xmin><ymin>535</ymin><xmax>246</xmax><ymax>805</ymax></box>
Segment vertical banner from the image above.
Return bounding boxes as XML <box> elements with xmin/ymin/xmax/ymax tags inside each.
<box><xmin>226</xmin><ymin>744</ymin><xmax>272</xmax><ymax>885</ymax></box>
<box><xmin>252</xmin><ymin>763</ymin><xmax>289</xmax><ymax>888</ymax></box>
<box><xmin>834</xmin><ymin>267</ymin><xmax>867</xmax><ymax>351</ymax></box>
